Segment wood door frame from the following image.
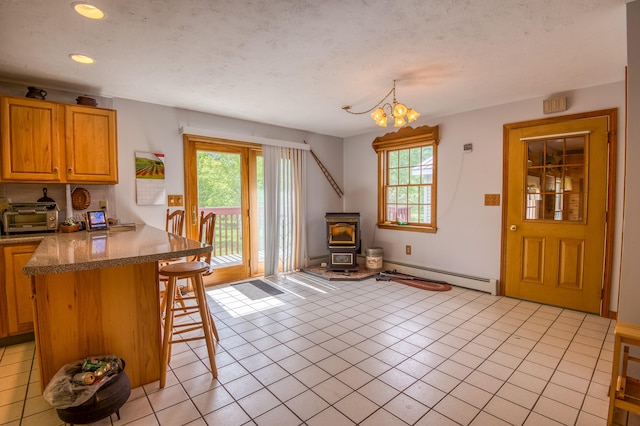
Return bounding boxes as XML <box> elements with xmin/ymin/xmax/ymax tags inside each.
<box><xmin>500</xmin><ymin>109</ymin><xmax>617</xmax><ymax>318</ymax></box>
<box><xmin>248</xmin><ymin>149</ymin><xmax>264</xmax><ymax>277</ymax></box>
<box><xmin>183</xmin><ymin>134</ymin><xmax>262</xmax><ymax>284</ymax></box>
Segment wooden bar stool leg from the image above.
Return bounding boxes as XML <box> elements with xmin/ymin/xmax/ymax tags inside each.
<box><xmin>190</xmin><ymin>276</ymin><xmax>220</xmax><ymax>342</ymax></box>
<box><xmin>159</xmin><ymin>281</ymin><xmax>187</xmax><ymax>319</ymax></box>
<box><xmin>174</xmin><ymin>280</ymin><xmax>188</xmax><ymax>312</ymax></box>
<box><xmin>210</xmin><ymin>312</ymin><xmax>220</xmax><ymax>342</ymax></box>
<box><xmin>160</xmin><ymin>276</ymin><xmax>177</xmax><ymax>388</ymax></box>
<box><xmin>159</xmin><ymin>286</ymin><xmax>167</xmax><ymax>316</ymax></box>
<box><xmin>609</xmin><ymin>333</ymin><xmax>623</xmax><ymax>424</ymax></box>
<box><xmin>193</xmin><ymin>274</ymin><xmax>218</xmax><ymax>378</ymax></box>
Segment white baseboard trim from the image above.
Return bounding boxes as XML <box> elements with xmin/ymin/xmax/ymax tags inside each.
<box><xmin>381</xmin><ymin>260</ymin><xmax>499</xmax><ymax>296</ymax></box>
<box><xmin>307</xmin><ymin>255</ymin><xmax>499</xmax><ymax>296</ymax></box>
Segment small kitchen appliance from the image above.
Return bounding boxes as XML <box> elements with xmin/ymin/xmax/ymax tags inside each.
<box><xmin>3</xmin><ymin>202</ymin><xmax>59</xmax><ymax>234</ymax></box>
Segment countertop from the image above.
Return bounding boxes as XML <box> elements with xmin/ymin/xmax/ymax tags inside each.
<box><xmin>22</xmin><ymin>224</ymin><xmax>211</xmax><ymax>275</ymax></box>
<box><xmin>0</xmin><ymin>234</ymin><xmax>47</xmax><ymax>244</ymax></box>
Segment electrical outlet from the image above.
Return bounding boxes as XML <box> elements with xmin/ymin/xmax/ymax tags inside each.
<box><xmin>168</xmin><ymin>195</ymin><xmax>184</xmax><ymax>206</ymax></box>
<box><xmin>99</xmin><ymin>200</ymin><xmax>108</xmax><ymax>210</ymax></box>
<box><xmin>406</xmin><ymin>245</ymin><xmax>412</xmax><ymax>255</ymax></box>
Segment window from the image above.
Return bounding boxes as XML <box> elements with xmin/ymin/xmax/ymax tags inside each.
<box><xmin>372</xmin><ymin>125</ymin><xmax>439</xmax><ymax>233</ymax></box>
<box><xmin>524</xmin><ymin>135</ymin><xmax>585</xmax><ymax>222</ymax></box>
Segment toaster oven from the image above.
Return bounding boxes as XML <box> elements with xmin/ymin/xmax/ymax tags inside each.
<box><xmin>2</xmin><ymin>202</ymin><xmax>59</xmax><ymax>234</ymax></box>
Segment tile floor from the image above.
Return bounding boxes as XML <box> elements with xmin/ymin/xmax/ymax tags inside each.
<box><xmin>0</xmin><ymin>272</ymin><xmax>635</xmax><ymax>425</ymax></box>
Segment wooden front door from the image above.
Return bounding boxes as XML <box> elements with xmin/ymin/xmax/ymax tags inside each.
<box><xmin>502</xmin><ymin>110</ymin><xmax>616</xmax><ymax>314</ymax></box>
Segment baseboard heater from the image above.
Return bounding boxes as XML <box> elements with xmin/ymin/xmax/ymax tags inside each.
<box><xmin>307</xmin><ymin>255</ymin><xmax>499</xmax><ymax>296</ymax></box>
<box><xmin>381</xmin><ymin>259</ymin><xmax>499</xmax><ymax>296</ymax></box>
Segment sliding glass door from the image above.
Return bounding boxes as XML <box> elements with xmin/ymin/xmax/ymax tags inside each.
<box><xmin>183</xmin><ymin>135</ymin><xmax>264</xmax><ymax>285</ymax></box>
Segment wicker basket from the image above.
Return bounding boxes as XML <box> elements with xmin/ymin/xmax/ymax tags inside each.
<box><xmin>72</xmin><ymin>188</ymin><xmax>91</xmax><ymax>210</ymax></box>
<box><xmin>60</xmin><ymin>223</ymin><xmax>81</xmax><ymax>233</ymax></box>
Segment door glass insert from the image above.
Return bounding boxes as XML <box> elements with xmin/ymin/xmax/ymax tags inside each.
<box><xmin>525</xmin><ymin>135</ymin><xmax>585</xmax><ymax>221</ymax></box>
<box><xmin>197</xmin><ymin>150</ymin><xmax>243</xmax><ymax>267</ymax></box>
<box><xmin>255</xmin><ymin>155</ymin><xmax>265</xmax><ymax>268</ymax></box>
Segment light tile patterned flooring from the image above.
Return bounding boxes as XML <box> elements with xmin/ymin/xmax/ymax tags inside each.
<box><xmin>0</xmin><ymin>272</ymin><xmax>634</xmax><ymax>425</ymax></box>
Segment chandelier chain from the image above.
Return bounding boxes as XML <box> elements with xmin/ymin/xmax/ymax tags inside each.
<box><xmin>342</xmin><ymin>79</ymin><xmax>419</xmax><ymax>128</ymax></box>
<box><xmin>342</xmin><ymin>84</ymin><xmax>396</xmax><ymax>115</ymax></box>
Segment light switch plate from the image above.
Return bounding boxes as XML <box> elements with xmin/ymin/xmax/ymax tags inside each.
<box><xmin>168</xmin><ymin>195</ymin><xmax>184</xmax><ymax>206</ymax></box>
<box><xmin>484</xmin><ymin>194</ymin><xmax>500</xmax><ymax>206</ymax></box>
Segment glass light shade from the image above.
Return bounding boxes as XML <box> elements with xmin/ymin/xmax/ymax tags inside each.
<box><xmin>371</xmin><ymin>108</ymin><xmax>388</xmax><ymax>127</ymax></box>
<box><xmin>394</xmin><ymin>116</ymin><xmax>406</xmax><ymax>127</ymax></box>
<box><xmin>370</xmin><ymin>108</ymin><xmax>385</xmax><ymax>121</ymax></box>
<box><xmin>73</xmin><ymin>2</ymin><xmax>105</xmax><ymax>19</ymax></box>
<box><xmin>69</xmin><ymin>54</ymin><xmax>95</xmax><ymax>64</ymax></box>
<box><xmin>392</xmin><ymin>102</ymin><xmax>407</xmax><ymax>117</ymax></box>
<box><xmin>406</xmin><ymin>108</ymin><xmax>420</xmax><ymax>123</ymax></box>
<box><xmin>374</xmin><ymin>114</ymin><xmax>388</xmax><ymax>127</ymax></box>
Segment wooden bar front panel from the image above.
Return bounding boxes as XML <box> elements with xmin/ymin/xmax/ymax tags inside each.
<box><xmin>32</xmin><ymin>262</ymin><xmax>161</xmax><ymax>390</ymax></box>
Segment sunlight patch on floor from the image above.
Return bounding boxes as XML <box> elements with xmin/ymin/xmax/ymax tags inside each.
<box><xmin>207</xmin><ymin>286</ymin><xmax>285</xmax><ymax>318</ymax></box>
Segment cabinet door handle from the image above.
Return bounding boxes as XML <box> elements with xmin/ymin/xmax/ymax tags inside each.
<box><xmin>67</xmin><ymin>167</ymin><xmax>73</xmax><ymax>173</ymax></box>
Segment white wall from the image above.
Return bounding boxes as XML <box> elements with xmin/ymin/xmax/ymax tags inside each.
<box><xmin>0</xmin><ymin>57</ymin><xmax>630</xmax><ymax>314</ymax></box>
<box><xmin>111</xmin><ymin>98</ymin><xmax>343</xmax><ymax>261</ymax></box>
<box><xmin>618</xmin><ymin>1</ymin><xmax>640</xmax><ymax>323</ymax></box>
<box><xmin>344</xmin><ymin>81</ymin><xmax>626</xmax><ymax>312</ymax></box>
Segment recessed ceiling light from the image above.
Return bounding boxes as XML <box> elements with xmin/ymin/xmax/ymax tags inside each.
<box><xmin>72</xmin><ymin>2</ymin><xmax>105</xmax><ymax>20</ymax></box>
<box><xmin>69</xmin><ymin>54</ymin><xmax>95</xmax><ymax>64</ymax></box>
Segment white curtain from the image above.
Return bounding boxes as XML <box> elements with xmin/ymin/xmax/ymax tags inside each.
<box><xmin>263</xmin><ymin>145</ymin><xmax>308</xmax><ymax>276</ymax></box>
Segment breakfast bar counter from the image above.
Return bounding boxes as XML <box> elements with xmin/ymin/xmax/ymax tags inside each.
<box><xmin>22</xmin><ymin>225</ymin><xmax>211</xmax><ymax>390</ymax></box>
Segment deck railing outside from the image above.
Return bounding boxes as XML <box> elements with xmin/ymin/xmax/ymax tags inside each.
<box><xmin>200</xmin><ymin>207</ymin><xmax>241</xmax><ymax>258</ymax></box>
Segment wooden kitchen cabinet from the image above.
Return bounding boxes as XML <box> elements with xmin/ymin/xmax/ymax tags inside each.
<box><xmin>0</xmin><ymin>96</ymin><xmax>118</xmax><ymax>184</ymax></box>
<box><xmin>0</xmin><ymin>97</ymin><xmax>63</xmax><ymax>182</ymax></box>
<box><xmin>65</xmin><ymin>105</ymin><xmax>118</xmax><ymax>183</ymax></box>
<box><xmin>1</xmin><ymin>243</ymin><xmax>38</xmax><ymax>338</ymax></box>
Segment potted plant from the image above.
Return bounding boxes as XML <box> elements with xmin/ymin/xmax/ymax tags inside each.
<box><xmin>60</xmin><ymin>218</ymin><xmax>81</xmax><ymax>233</ymax></box>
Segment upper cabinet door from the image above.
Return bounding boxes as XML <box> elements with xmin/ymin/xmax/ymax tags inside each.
<box><xmin>0</xmin><ymin>97</ymin><xmax>63</xmax><ymax>181</ymax></box>
<box><xmin>64</xmin><ymin>105</ymin><xmax>118</xmax><ymax>183</ymax></box>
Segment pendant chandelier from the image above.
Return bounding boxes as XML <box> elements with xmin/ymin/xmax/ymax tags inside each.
<box><xmin>342</xmin><ymin>80</ymin><xmax>419</xmax><ymax>127</ymax></box>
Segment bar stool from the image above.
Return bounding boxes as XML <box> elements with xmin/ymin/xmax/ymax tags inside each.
<box><xmin>159</xmin><ymin>211</ymin><xmax>218</xmax><ymax>318</ymax></box>
<box><xmin>159</xmin><ymin>260</ymin><xmax>218</xmax><ymax>388</ymax></box>
<box><xmin>187</xmin><ymin>212</ymin><xmax>219</xmax><ymax>343</ymax></box>
<box><xmin>160</xmin><ymin>209</ymin><xmax>186</xmax><ymax>314</ymax></box>
<box><xmin>608</xmin><ymin>322</ymin><xmax>640</xmax><ymax>424</ymax></box>
<box><xmin>165</xmin><ymin>208</ymin><xmax>185</xmax><ymax>236</ymax></box>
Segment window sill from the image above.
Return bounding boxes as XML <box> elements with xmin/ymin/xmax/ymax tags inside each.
<box><xmin>377</xmin><ymin>223</ymin><xmax>437</xmax><ymax>233</ymax></box>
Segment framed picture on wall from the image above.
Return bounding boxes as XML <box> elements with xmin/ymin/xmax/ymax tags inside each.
<box><xmin>135</xmin><ymin>152</ymin><xmax>166</xmax><ymax>205</ymax></box>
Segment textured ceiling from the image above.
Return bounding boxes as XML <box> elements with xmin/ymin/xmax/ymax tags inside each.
<box><xmin>0</xmin><ymin>0</ymin><xmax>630</xmax><ymax>138</ymax></box>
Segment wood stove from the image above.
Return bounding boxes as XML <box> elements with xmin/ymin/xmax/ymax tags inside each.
<box><xmin>325</xmin><ymin>212</ymin><xmax>360</xmax><ymax>271</ymax></box>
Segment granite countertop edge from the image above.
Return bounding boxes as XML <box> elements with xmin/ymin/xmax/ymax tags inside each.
<box><xmin>16</xmin><ymin>224</ymin><xmax>212</xmax><ymax>276</ymax></box>
<box><xmin>22</xmin><ymin>246</ymin><xmax>210</xmax><ymax>275</ymax></box>
<box><xmin>0</xmin><ymin>235</ymin><xmax>47</xmax><ymax>244</ymax></box>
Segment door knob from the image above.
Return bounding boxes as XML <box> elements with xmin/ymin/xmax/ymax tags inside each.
<box><xmin>509</xmin><ymin>225</ymin><xmax>518</xmax><ymax>231</ymax></box>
